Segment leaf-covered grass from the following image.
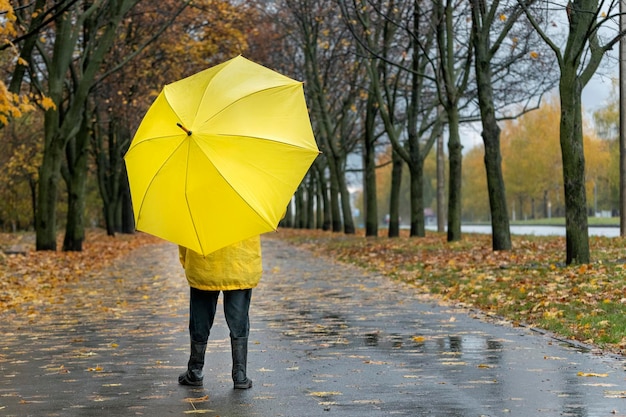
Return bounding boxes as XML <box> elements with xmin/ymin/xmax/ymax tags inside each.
<box><xmin>272</xmin><ymin>228</ymin><xmax>626</xmax><ymax>355</ymax></box>
<box><xmin>0</xmin><ymin>229</ymin><xmax>163</xmax><ymax>316</ymax></box>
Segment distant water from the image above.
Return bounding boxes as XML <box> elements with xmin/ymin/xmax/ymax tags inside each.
<box><xmin>454</xmin><ymin>224</ymin><xmax>620</xmax><ymax>238</ymax></box>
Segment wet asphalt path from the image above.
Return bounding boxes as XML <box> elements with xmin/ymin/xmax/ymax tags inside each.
<box><xmin>1</xmin><ymin>236</ymin><xmax>625</xmax><ymax>416</ymax></box>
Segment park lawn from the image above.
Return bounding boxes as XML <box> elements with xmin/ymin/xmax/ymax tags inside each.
<box><xmin>273</xmin><ymin>228</ymin><xmax>626</xmax><ymax>356</ymax></box>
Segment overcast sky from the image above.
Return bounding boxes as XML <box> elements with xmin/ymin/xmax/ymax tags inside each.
<box><xmin>462</xmin><ymin>52</ymin><xmax>620</xmax><ymax>152</ymax></box>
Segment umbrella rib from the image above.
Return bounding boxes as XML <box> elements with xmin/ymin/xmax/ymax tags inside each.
<box><xmin>136</xmin><ymin>137</ymin><xmax>188</xmax><ymax>233</ymax></box>
<box><xmin>198</xmin><ymin>85</ymin><xmax>301</xmax><ymax>126</ymax></box>
<box><xmin>184</xmin><ymin>142</ymin><xmax>205</xmax><ymax>255</ymax></box>
<box><xmin>213</xmin><ymin>152</ymin><xmax>314</xmax><ymax>231</ymax></box>
<box><xmin>211</xmin><ymin>133</ymin><xmax>319</xmax><ymax>152</ymax></box>
<box><xmin>127</xmin><ymin>133</ymin><xmax>186</xmax><ymax>154</ymax></box>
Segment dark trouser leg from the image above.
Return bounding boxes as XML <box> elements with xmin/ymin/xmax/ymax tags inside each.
<box><xmin>179</xmin><ymin>288</ymin><xmax>219</xmax><ymax>386</ymax></box>
<box><xmin>224</xmin><ymin>289</ymin><xmax>252</xmax><ymax>389</ymax></box>
<box><xmin>189</xmin><ymin>288</ymin><xmax>219</xmax><ymax>343</ymax></box>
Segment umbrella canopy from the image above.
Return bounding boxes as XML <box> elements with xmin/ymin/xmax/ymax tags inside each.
<box><xmin>124</xmin><ymin>56</ymin><xmax>319</xmax><ymax>255</ymax></box>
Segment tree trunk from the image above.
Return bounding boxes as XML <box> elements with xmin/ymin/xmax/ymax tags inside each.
<box><xmin>406</xmin><ymin>33</ymin><xmax>426</xmax><ymax>239</ymax></box>
<box><xmin>560</xmin><ymin>73</ymin><xmax>590</xmax><ymax>264</ymax></box>
<box><xmin>306</xmin><ymin>174</ymin><xmax>315</xmax><ymax>229</ymax></box>
<box><xmin>295</xmin><ymin>187</ymin><xmax>306</xmax><ymax>228</ymax></box>
<box><xmin>35</xmin><ymin>8</ymin><xmax>74</xmax><ymax>252</ymax></box>
<box><xmin>36</xmin><ymin>125</ymin><xmax>64</xmax><ymax>251</ymax></box>
<box><xmin>96</xmin><ymin>118</ymin><xmax>127</xmax><ymax>236</ymax></box>
<box><xmin>337</xmin><ymin>160</ymin><xmax>355</xmax><ymax>234</ymax></box>
<box><xmin>314</xmin><ymin>165</ymin><xmax>330</xmax><ymax>230</ymax></box>
<box><xmin>316</xmin><ymin>185</ymin><xmax>323</xmax><ymax>230</ymax></box>
<box><xmin>482</xmin><ymin>125</ymin><xmax>511</xmax><ymax>250</ymax></box>
<box><xmin>437</xmin><ymin>128</ymin><xmax>446</xmax><ymax>233</ymax></box>
<box><xmin>120</xmin><ymin>166</ymin><xmax>135</xmax><ymax>234</ymax></box>
<box><xmin>388</xmin><ymin>149</ymin><xmax>403</xmax><ymax>237</ymax></box>
<box><xmin>328</xmin><ymin>162</ymin><xmax>342</xmax><ymax>232</ymax></box>
<box><xmin>29</xmin><ymin>178</ymin><xmax>37</xmax><ymax>231</ymax></box>
<box><xmin>408</xmin><ymin>159</ymin><xmax>425</xmax><ymax>237</ymax></box>
<box><xmin>363</xmin><ymin>93</ymin><xmax>379</xmax><ymax>237</ymax></box>
<box><xmin>471</xmin><ymin>4</ymin><xmax>511</xmax><ymax>251</ymax></box>
<box><xmin>447</xmin><ymin>107</ymin><xmax>462</xmax><ymax>241</ymax></box>
<box><xmin>622</xmin><ymin>1</ymin><xmax>626</xmax><ymax>236</ymax></box>
<box><xmin>62</xmin><ymin>117</ymin><xmax>90</xmax><ymax>252</ymax></box>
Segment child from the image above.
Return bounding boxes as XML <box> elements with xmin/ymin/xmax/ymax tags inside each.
<box><xmin>177</xmin><ymin>236</ymin><xmax>262</xmax><ymax>389</ymax></box>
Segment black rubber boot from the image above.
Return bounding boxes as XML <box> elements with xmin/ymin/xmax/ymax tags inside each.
<box><xmin>231</xmin><ymin>337</ymin><xmax>252</xmax><ymax>389</ymax></box>
<box><xmin>178</xmin><ymin>341</ymin><xmax>206</xmax><ymax>386</ymax></box>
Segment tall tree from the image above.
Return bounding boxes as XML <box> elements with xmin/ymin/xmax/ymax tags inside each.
<box><xmin>10</xmin><ymin>0</ymin><xmax>143</xmax><ymax>251</ymax></box>
<box><xmin>362</xmin><ymin>87</ymin><xmax>380</xmax><ymax>236</ymax></box>
<box><xmin>469</xmin><ymin>0</ymin><xmax>557</xmax><ymax>250</ymax></box>
<box><xmin>283</xmin><ymin>0</ymin><xmax>361</xmax><ymax>234</ymax></box>
<box><xmin>522</xmin><ymin>0</ymin><xmax>626</xmax><ymax>264</ymax></box>
<box><xmin>432</xmin><ymin>0</ymin><xmax>474</xmax><ymax>242</ymax></box>
<box><xmin>341</xmin><ymin>0</ymin><xmax>442</xmax><ymax>238</ymax></box>
<box><xmin>470</xmin><ymin>0</ymin><xmax>510</xmax><ymax>250</ymax></box>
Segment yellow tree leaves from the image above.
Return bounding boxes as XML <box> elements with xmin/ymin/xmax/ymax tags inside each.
<box><xmin>463</xmin><ymin>95</ymin><xmax>610</xmax><ymax>221</ymax></box>
<box><xmin>0</xmin><ymin>1</ymin><xmax>34</xmax><ymax>125</ymax></box>
<box><xmin>461</xmin><ymin>146</ymin><xmax>489</xmax><ymax>221</ymax></box>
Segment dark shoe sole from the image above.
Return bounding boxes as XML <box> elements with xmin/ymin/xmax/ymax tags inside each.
<box><xmin>233</xmin><ymin>378</ymin><xmax>252</xmax><ymax>389</ymax></box>
<box><xmin>179</xmin><ymin>372</ymin><xmax>203</xmax><ymax>386</ymax></box>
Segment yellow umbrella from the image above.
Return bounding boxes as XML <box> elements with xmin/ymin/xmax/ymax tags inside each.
<box><xmin>124</xmin><ymin>55</ymin><xmax>319</xmax><ymax>255</ymax></box>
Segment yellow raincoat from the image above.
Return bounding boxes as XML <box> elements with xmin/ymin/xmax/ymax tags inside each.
<box><xmin>179</xmin><ymin>236</ymin><xmax>262</xmax><ymax>291</ymax></box>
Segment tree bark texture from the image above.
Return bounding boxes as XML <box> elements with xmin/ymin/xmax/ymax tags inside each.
<box><xmin>364</xmin><ymin>92</ymin><xmax>379</xmax><ymax>237</ymax></box>
<box><xmin>446</xmin><ymin>108</ymin><xmax>463</xmax><ymax>242</ymax></box>
<box><xmin>560</xmin><ymin>75</ymin><xmax>590</xmax><ymax>264</ymax></box>
<box><xmin>388</xmin><ymin>149</ymin><xmax>403</xmax><ymax>238</ymax></box>
<box><xmin>471</xmin><ymin>1</ymin><xmax>512</xmax><ymax>250</ymax></box>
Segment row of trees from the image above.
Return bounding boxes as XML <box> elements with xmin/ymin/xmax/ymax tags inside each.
<box><xmin>1</xmin><ymin>0</ymin><xmax>624</xmax><ymax>265</ymax></box>
<box><xmin>462</xmin><ymin>96</ymin><xmax>616</xmax><ymax>222</ymax></box>
<box><xmin>360</xmin><ymin>94</ymin><xmax>616</xmax><ymax>226</ymax></box>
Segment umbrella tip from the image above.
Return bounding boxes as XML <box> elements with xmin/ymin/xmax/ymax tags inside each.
<box><xmin>177</xmin><ymin>123</ymin><xmax>192</xmax><ymax>136</ymax></box>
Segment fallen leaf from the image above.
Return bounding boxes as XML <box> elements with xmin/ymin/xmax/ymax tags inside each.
<box><xmin>309</xmin><ymin>392</ymin><xmax>342</xmax><ymax>397</ymax></box>
<box><xmin>184</xmin><ymin>395</ymin><xmax>209</xmax><ymax>403</ymax></box>
<box><xmin>577</xmin><ymin>372</ymin><xmax>608</xmax><ymax>378</ymax></box>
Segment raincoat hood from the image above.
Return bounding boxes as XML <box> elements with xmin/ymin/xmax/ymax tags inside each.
<box><xmin>179</xmin><ymin>236</ymin><xmax>262</xmax><ymax>291</ymax></box>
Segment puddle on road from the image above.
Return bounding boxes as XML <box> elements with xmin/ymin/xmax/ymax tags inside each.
<box><xmin>256</xmin><ymin>240</ymin><xmax>626</xmax><ymax>417</ymax></box>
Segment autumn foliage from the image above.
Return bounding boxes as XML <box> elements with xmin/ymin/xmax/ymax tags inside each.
<box><xmin>0</xmin><ymin>230</ymin><xmax>163</xmax><ymax>319</ymax></box>
<box><xmin>462</xmin><ymin>97</ymin><xmax>611</xmax><ymax>221</ymax></box>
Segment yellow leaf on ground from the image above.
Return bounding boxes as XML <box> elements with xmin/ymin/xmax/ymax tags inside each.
<box><xmin>577</xmin><ymin>372</ymin><xmax>608</xmax><ymax>377</ymax></box>
<box><xmin>184</xmin><ymin>395</ymin><xmax>209</xmax><ymax>403</ymax></box>
<box><xmin>309</xmin><ymin>392</ymin><xmax>342</xmax><ymax>397</ymax></box>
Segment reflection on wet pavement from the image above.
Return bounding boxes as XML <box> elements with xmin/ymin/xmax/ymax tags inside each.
<box><xmin>255</xmin><ymin>237</ymin><xmax>626</xmax><ymax>417</ymax></box>
<box><xmin>0</xmin><ymin>238</ymin><xmax>624</xmax><ymax>417</ymax></box>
